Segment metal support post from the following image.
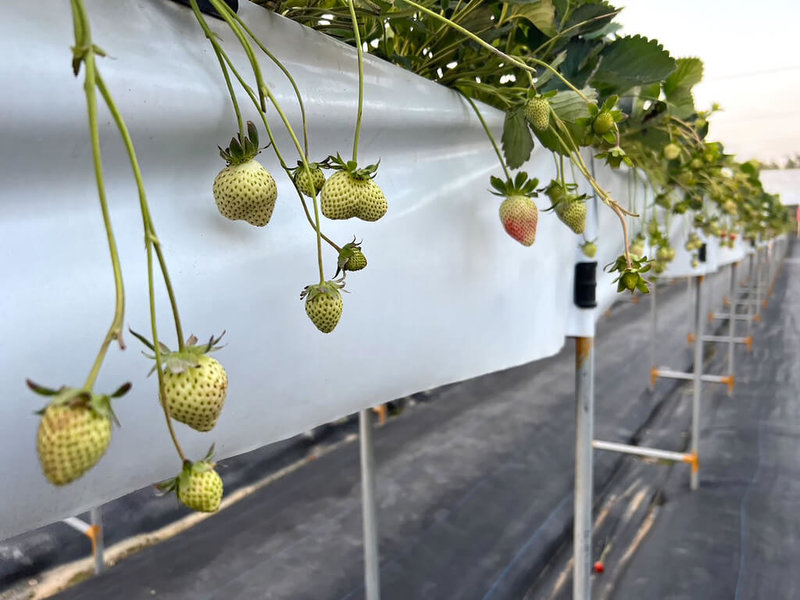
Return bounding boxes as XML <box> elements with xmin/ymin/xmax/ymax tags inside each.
<box><xmin>649</xmin><ymin>282</ymin><xmax>657</xmax><ymax>391</ymax></box>
<box><xmin>690</xmin><ymin>276</ymin><xmax>704</xmax><ymax>491</ymax></box>
<box><xmin>90</xmin><ymin>507</ymin><xmax>105</xmax><ymax>574</ymax></box>
<box><xmin>747</xmin><ymin>254</ymin><xmax>755</xmax><ymax>338</ymax></box>
<box><xmin>592</xmin><ymin>440</ymin><xmax>696</xmax><ymax>466</ymax></box>
<box><xmin>359</xmin><ymin>409</ymin><xmax>381</xmax><ymax>600</ymax></box>
<box><xmin>728</xmin><ymin>263</ymin><xmax>737</xmax><ymax>382</ymax></box>
<box><xmin>574</xmin><ymin>337</ymin><xmax>594</xmax><ymax>600</ymax></box>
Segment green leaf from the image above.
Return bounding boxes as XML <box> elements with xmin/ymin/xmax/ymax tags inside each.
<box><xmin>502</xmin><ymin>108</ymin><xmax>534</xmax><ymax>169</ymax></box>
<box><xmin>509</xmin><ymin>0</ymin><xmax>556</xmax><ymax>37</ymax></box>
<box><xmin>590</xmin><ymin>35</ymin><xmax>676</xmax><ymax>95</ymax></box>
<box><xmin>664</xmin><ymin>57</ymin><xmax>704</xmax><ymax>96</ymax></box>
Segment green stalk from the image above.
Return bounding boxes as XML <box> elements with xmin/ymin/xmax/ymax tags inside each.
<box><xmin>462</xmin><ymin>94</ymin><xmax>511</xmax><ymax>180</ymax></box>
<box><xmin>225</xmin><ymin>8</ymin><xmax>310</xmax><ymax>158</ymax></box>
<box><xmin>347</xmin><ymin>0</ymin><xmax>365</xmax><ymax>163</ymax></box>
<box><xmin>70</xmin><ymin>0</ymin><xmax>125</xmax><ymax>392</ymax></box>
<box><xmin>95</xmin><ymin>74</ymin><xmax>186</xmax><ymax>349</ymax></box>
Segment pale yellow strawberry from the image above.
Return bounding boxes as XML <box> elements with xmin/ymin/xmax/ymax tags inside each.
<box><xmin>163</xmin><ymin>354</ymin><xmax>228</xmax><ymax>433</ymax></box>
<box><xmin>213</xmin><ymin>159</ymin><xmax>278</xmax><ymax>227</ymax></box>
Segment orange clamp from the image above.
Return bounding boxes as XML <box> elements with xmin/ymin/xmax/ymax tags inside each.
<box><xmin>762</xmin><ymin>299</ymin><xmax>768</xmax><ymax>308</ymax></box>
<box><xmin>723</xmin><ymin>297</ymin><xmax>730</xmax><ymax>307</ymax></box>
<box><xmin>86</xmin><ymin>524</ymin><xmax>100</xmax><ymax>557</ymax></box>
<box><xmin>754</xmin><ymin>314</ymin><xmax>761</xmax><ymax>323</ymax></box>
<box><xmin>687</xmin><ymin>333</ymin><xmax>695</xmax><ymax>345</ymax></box>
<box><xmin>708</xmin><ymin>311</ymin><xmax>715</xmax><ymax>323</ymax></box>
<box><xmin>724</xmin><ymin>375</ymin><xmax>735</xmax><ymax>394</ymax></box>
<box><xmin>650</xmin><ymin>367</ymin><xmax>659</xmax><ymax>388</ymax></box>
<box><xmin>373</xmin><ymin>404</ymin><xmax>388</xmax><ymax>425</ymax></box>
<box><xmin>684</xmin><ymin>451</ymin><xmax>699</xmax><ymax>473</ymax></box>
<box><xmin>746</xmin><ymin>336</ymin><xmax>753</xmax><ymax>352</ymax></box>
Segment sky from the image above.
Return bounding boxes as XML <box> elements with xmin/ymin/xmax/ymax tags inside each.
<box><xmin>615</xmin><ymin>0</ymin><xmax>800</xmax><ymax>165</ymax></box>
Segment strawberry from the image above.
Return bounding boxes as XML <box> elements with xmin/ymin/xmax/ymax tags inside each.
<box><xmin>592</xmin><ymin>112</ymin><xmax>615</xmax><ymax>135</ymax></box>
<box><xmin>301</xmin><ymin>280</ymin><xmax>344</xmax><ymax>333</ymax></box>
<box><xmin>158</xmin><ymin>448</ymin><xmax>223</xmax><ymax>513</ymax></box>
<box><xmin>525</xmin><ymin>96</ymin><xmax>550</xmax><ymax>132</ymax></box>
<box><xmin>292</xmin><ymin>162</ymin><xmax>326</xmax><ymax>198</ymax></box>
<box><xmin>663</xmin><ymin>143</ymin><xmax>681</xmax><ymax>160</ymax></box>
<box><xmin>30</xmin><ymin>380</ymin><xmax>130</xmax><ymax>486</ymax></box>
<box><xmin>499</xmin><ymin>196</ymin><xmax>538</xmax><ymax>246</ymax></box>
<box><xmin>555</xmin><ymin>199</ymin><xmax>587</xmax><ymax>234</ymax></box>
<box><xmin>213</xmin><ymin>122</ymin><xmax>277</xmax><ymax>227</ymax></box>
<box><xmin>544</xmin><ymin>180</ymin><xmax>586</xmax><ymax>234</ymax></box>
<box><xmin>131</xmin><ymin>331</ymin><xmax>228</xmax><ymax>433</ymax></box>
<box><xmin>320</xmin><ymin>155</ymin><xmax>387</xmax><ymax>222</ymax></box>
<box><xmin>490</xmin><ymin>172</ymin><xmax>540</xmax><ymax>247</ymax></box>
<box><xmin>335</xmin><ymin>238</ymin><xmax>368</xmax><ymax>277</ymax></box>
<box><xmin>581</xmin><ymin>240</ymin><xmax>597</xmax><ymax>258</ymax></box>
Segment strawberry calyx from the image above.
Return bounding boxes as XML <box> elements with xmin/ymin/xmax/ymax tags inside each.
<box><xmin>28</xmin><ymin>379</ymin><xmax>129</xmax><ymax>425</ymax></box>
<box><xmin>300</xmin><ymin>277</ymin><xmax>346</xmax><ymax>302</ymax></box>
<box><xmin>129</xmin><ymin>329</ymin><xmax>226</xmax><ymax>376</ymax></box>
<box><xmin>323</xmin><ymin>153</ymin><xmax>379</xmax><ymax>181</ymax></box>
<box><xmin>156</xmin><ymin>445</ymin><xmax>217</xmax><ymax>496</ymax></box>
<box><xmin>543</xmin><ymin>179</ymin><xmax>587</xmax><ymax>211</ymax></box>
<box><xmin>606</xmin><ymin>254</ymin><xmax>652</xmax><ymax>294</ymax></box>
<box><xmin>489</xmin><ymin>171</ymin><xmax>539</xmax><ymax>198</ymax></box>
<box><xmin>218</xmin><ymin>121</ymin><xmax>262</xmax><ymax>166</ymax></box>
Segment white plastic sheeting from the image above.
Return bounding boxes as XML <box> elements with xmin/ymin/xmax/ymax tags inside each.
<box><xmin>0</xmin><ymin>0</ymin><xmax>732</xmax><ymax>539</ymax></box>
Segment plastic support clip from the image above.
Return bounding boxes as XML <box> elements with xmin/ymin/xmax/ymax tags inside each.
<box><xmin>574</xmin><ymin>262</ymin><xmax>597</xmax><ymax>309</ymax></box>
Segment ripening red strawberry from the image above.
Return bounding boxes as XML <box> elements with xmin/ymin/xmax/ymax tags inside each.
<box><xmin>499</xmin><ymin>195</ymin><xmax>538</xmax><ymax>246</ymax></box>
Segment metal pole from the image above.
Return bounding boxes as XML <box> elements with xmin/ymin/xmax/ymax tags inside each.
<box><xmin>649</xmin><ymin>282</ymin><xmax>657</xmax><ymax>391</ymax></box>
<box><xmin>573</xmin><ymin>337</ymin><xmax>594</xmax><ymax>600</ymax></box>
<box><xmin>90</xmin><ymin>507</ymin><xmax>105</xmax><ymax>575</ymax></box>
<box><xmin>690</xmin><ymin>276</ymin><xmax>704</xmax><ymax>491</ymax></box>
<box><xmin>746</xmin><ymin>254</ymin><xmax>755</xmax><ymax>339</ymax></box>
<box><xmin>359</xmin><ymin>409</ymin><xmax>381</xmax><ymax>600</ymax></box>
<box><xmin>728</xmin><ymin>263</ymin><xmax>737</xmax><ymax>382</ymax></box>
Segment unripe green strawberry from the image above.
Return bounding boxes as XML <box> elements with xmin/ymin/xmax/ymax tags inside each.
<box><xmin>320</xmin><ymin>171</ymin><xmax>388</xmax><ymax>222</ymax></box>
<box><xmin>293</xmin><ymin>164</ymin><xmax>326</xmax><ymax>197</ymax></box>
<box><xmin>213</xmin><ymin>160</ymin><xmax>277</xmax><ymax>227</ymax></box>
<box><xmin>163</xmin><ymin>354</ymin><xmax>228</xmax><ymax>432</ymax></box>
<box><xmin>691</xmin><ymin>258</ymin><xmax>700</xmax><ymax>268</ymax></box>
<box><xmin>213</xmin><ymin>122</ymin><xmax>277</xmax><ymax>226</ymax></box>
<box><xmin>690</xmin><ymin>158</ymin><xmax>703</xmax><ymax>170</ymax></box>
<box><xmin>630</xmin><ymin>239</ymin><xmax>645</xmax><ymax>257</ymax></box>
<box><xmin>499</xmin><ymin>195</ymin><xmax>538</xmax><ymax>247</ymax></box>
<box><xmin>302</xmin><ymin>281</ymin><xmax>344</xmax><ymax>333</ymax></box>
<box><xmin>581</xmin><ymin>240</ymin><xmax>597</xmax><ymax>258</ymax></box>
<box><xmin>38</xmin><ymin>404</ymin><xmax>111</xmax><ymax>486</ymax></box>
<box><xmin>177</xmin><ymin>461</ymin><xmax>224</xmax><ymax>513</ymax></box>
<box><xmin>30</xmin><ymin>381</ymin><xmax>129</xmax><ymax>486</ymax></box>
<box><xmin>657</xmin><ymin>246</ymin><xmax>672</xmax><ymax>262</ymax></box>
<box><xmin>653</xmin><ymin>260</ymin><xmax>667</xmax><ymax>274</ymax></box>
<box><xmin>555</xmin><ymin>199</ymin><xmax>587</xmax><ymax>234</ymax></box>
<box><xmin>345</xmin><ymin>248</ymin><xmax>367</xmax><ymax>270</ymax></box>
<box><xmin>663</xmin><ymin>143</ymin><xmax>681</xmax><ymax>160</ymax></box>
<box><xmin>130</xmin><ymin>331</ymin><xmax>227</xmax><ymax>433</ymax></box>
<box><xmin>525</xmin><ymin>96</ymin><xmax>550</xmax><ymax>131</ymax></box>
<box><xmin>592</xmin><ymin>112</ymin><xmax>615</xmax><ymax>135</ymax></box>
<box><xmin>723</xmin><ymin>199</ymin><xmax>738</xmax><ymax>214</ymax></box>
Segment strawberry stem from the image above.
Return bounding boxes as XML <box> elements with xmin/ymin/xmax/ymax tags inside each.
<box><xmin>346</xmin><ymin>0</ymin><xmax>364</xmax><ymax>164</ymax></box>
<box><xmin>462</xmin><ymin>94</ymin><xmax>511</xmax><ymax>181</ymax></box>
<box><xmin>225</xmin><ymin>8</ymin><xmax>310</xmax><ymax>160</ymax></box>
<box><xmin>69</xmin><ymin>0</ymin><xmax>126</xmax><ymax>393</ymax></box>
